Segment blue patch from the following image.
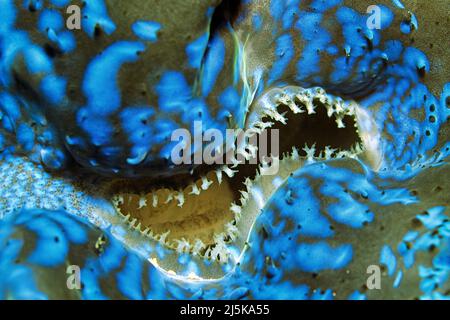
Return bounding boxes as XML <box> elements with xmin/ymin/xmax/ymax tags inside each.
<box><xmin>82</xmin><ymin>41</ymin><xmax>145</xmax><ymax>116</ymax></box>
<box><xmin>132</xmin><ymin>21</ymin><xmax>161</xmax><ymax>42</ymax></box>
<box><xmin>268</xmin><ymin>34</ymin><xmax>294</xmax><ymax>85</ymax></box>
<box><xmin>295</xmin><ymin>242</ymin><xmax>353</xmax><ymax>272</ymax></box>
<box><xmin>40</xmin><ymin>75</ymin><xmax>67</xmax><ymax>105</ymax></box>
<box><xmin>186</xmin><ymin>33</ymin><xmax>209</xmax><ymax>69</ymax></box>
<box><xmin>201</xmin><ymin>35</ymin><xmax>226</xmax><ymax>97</ymax></box>
<box><xmin>81</xmin><ymin>0</ymin><xmax>116</xmax><ymax>37</ymax></box>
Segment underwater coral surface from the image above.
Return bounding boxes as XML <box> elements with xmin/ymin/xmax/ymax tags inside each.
<box><xmin>0</xmin><ymin>0</ymin><xmax>448</xmax><ymax>300</ymax></box>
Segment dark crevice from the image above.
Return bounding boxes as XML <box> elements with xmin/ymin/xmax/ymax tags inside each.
<box><xmin>266</xmin><ymin>101</ymin><xmax>362</xmax><ymax>158</ymax></box>
<box><xmin>210</xmin><ymin>0</ymin><xmax>243</xmax><ymax>34</ymax></box>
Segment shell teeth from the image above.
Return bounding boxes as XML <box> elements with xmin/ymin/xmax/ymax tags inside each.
<box><xmin>295</xmin><ymin>93</ymin><xmax>307</xmax><ymax>103</ymax></box>
<box><xmin>158</xmin><ymin>231</ymin><xmax>170</xmax><ymax>244</ymax></box>
<box><xmin>175</xmin><ymin>238</ymin><xmax>191</xmax><ymax>253</ymax></box>
<box><xmin>113</xmin><ymin>195</ymin><xmax>124</xmax><ymax>206</ymax></box>
<box><xmin>324</xmin><ymin>146</ymin><xmax>337</xmax><ymax>160</ymax></box>
<box><xmin>138</xmin><ymin>195</ymin><xmax>147</xmax><ymax>209</ymax></box>
<box><xmin>255</xmin><ymin>120</ymin><xmax>273</xmax><ymax>131</ymax></box>
<box><xmin>189</xmin><ymin>184</ymin><xmax>201</xmax><ymax>195</ymax></box>
<box><xmin>336</xmin><ymin>150</ymin><xmax>347</xmax><ymax>158</ymax></box>
<box><xmin>277</xmin><ymin>95</ymin><xmax>291</xmax><ymax>106</ymax></box>
<box><xmin>306</xmin><ymin>102</ymin><xmax>316</xmax><ymax>114</ymax></box>
<box><xmin>201</xmin><ymin>176</ymin><xmax>213</xmax><ymax>190</ymax></box>
<box><xmin>165</xmin><ymin>192</ymin><xmax>174</xmax><ymax>204</ymax></box>
<box><xmin>262</xmin><ymin>102</ymin><xmax>276</xmax><ymax>113</ymax></box>
<box><xmin>335</xmin><ymin>116</ymin><xmax>345</xmax><ymax>128</ymax></box>
<box><xmin>134</xmin><ymin>222</ymin><xmax>142</xmax><ymax>231</ymax></box>
<box><xmin>222</xmin><ymin>165</ymin><xmax>237</xmax><ymax>178</ymax></box>
<box><xmin>290</xmin><ymin>103</ymin><xmax>304</xmax><ymax>114</ymax></box>
<box><xmin>215</xmin><ymin>169</ymin><xmax>223</xmax><ymax>185</ymax></box>
<box><xmin>152</xmin><ymin>194</ymin><xmax>158</xmax><ymax>207</ymax></box>
<box><xmin>326</xmin><ymin>105</ymin><xmax>335</xmax><ymax>117</ymax></box>
<box><xmin>230</xmin><ymin>202</ymin><xmax>242</xmax><ymax>215</ymax></box>
<box><xmin>291</xmin><ymin>147</ymin><xmax>300</xmax><ymax>160</ymax></box>
<box><xmin>349</xmin><ymin>143</ymin><xmax>364</xmax><ymax>156</ymax></box>
<box><xmin>128</xmin><ymin>218</ymin><xmax>137</xmax><ymax>229</ymax></box>
<box><xmin>240</xmin><ymin>144</ymin><xmax>258</xmax><ymax>160</ymax></box>
<box><xmin>122</xmin><ymin>213</ymin><xmax>131</xmax><ymax>222</ymax></box>
<box><xmin>141</xmin><ymin>227</ymin><xmax>150</xmax><ymax>235</ymax></box>
<box><xmin>275</xmin><ymin>111</ymin><xmax>287</xmax><ymax>124</ymax></box>
<box><xmin>354</xmin><ymin>142</ymin><xmax>364</xmax><ymax>154</ymax></box>
<box><xmin>345</xmin><ymin>102</ymin><xmax>356</xmax><ymax>115</ymax></box>
<box><xmin>192</xmin><ymin>239</ymin><xmax>206</xmax><ymax>255</ymax></box>
<box><xmin>244</xmin><ymin>177</ymin><xmax>253</xmax><ymax>190</ymax></box>
<box><xmin>246</xmin><ymin>127</ymin><xmax>261</xmax><ymax>135</ymax></box>
<box><xmin>278</xmin><ymin>95</ymin><xmax>303</xmax><ymax>114</ymax></box>
<box><xmin>240</xmin><ymin>190</ymin><xmax>249</xmax><ymax>200</ymax></box>
<box><xmin>347</xmin><ymin>148</ymin><xmax>358</xmax><ymax>159</ymax></box>
<box><xmin>240</xmin><ymin>195</ymin><xmax>248</xmax><ymax>206</ymax></box>
<box><xmin>314</xmin><ymin>87</ymin><xmax>326</xmax><ymax>95</ymax></box>
<box><xmin>259</xmin><ymin>155</ymin><xmax>279</xmax><ymax>175</ymax></box>
<box><xmin>209</xmin><ymin>235</ymin><xmax>230</xmax><ymax>263</ymax></box>
<box><xmin>334</xmin><ymin>100</ymin><xmax>345</xmax><ymax>114</ymax></box>
<box><xmin>230</xmin><ymin>155</ymin><xmax>241</xmax><ymax>168</ymax></box>
<box><xmin>203</xmin><ymin>247</ymin><xmax>212</xmax><ymax>259</ymax></box>
<box><xmin>225</xmin><ymin>222</ymin><xmax>239</xmax><ymax>241</ymax></box>
<box><xmin>174</xmin><ymin>191</ymin><xmax>185</xmax><ymax>207</ymax></box>
<box><xmin>302</xmin><ymin>143</ymin><xmax>316</xmax><ymax>161</ymax></box>
<box><xmin>265</xmin><ymin>108</ymin><xmax>287</xmax><ymax>124</ymax></box>
<box><xmin>237</xmin><ymin>148</ymin><xmax>250</xmax><ymax>161</ymax></box>
<box><xmin>260</xmin><ymin>156</ymin><xmax>270</xmax><ymax>166</ymax></box>
<box><xmin>318</xmin><ymin>94</ymin><xmax>328</xmax><ymax>104</ymax></box>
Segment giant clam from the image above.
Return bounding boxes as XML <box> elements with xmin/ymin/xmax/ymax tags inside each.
<box><xmin>0</xmin><ymin>0</ymin><xmax>448</xmax><ymax>299</ymax></box>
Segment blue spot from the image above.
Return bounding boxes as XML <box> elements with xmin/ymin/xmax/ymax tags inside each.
<box><xmin>82</xmin><ymin>41</ymin><xmax>145</xmax><ymax>116</ymax></box>
<box><xmin>186</xmin><ymin>33</ymin><xmax>209</xmax><ymax>69</ymax></box>
<box><xmin>295</xmin><ymin>11</ymin><xmax>331</xmax><ymax>81</ymax></box>
<box><xmin>269</xmin><ymin>0</ymin><xmax>285</xmax><ymax>21</ymax></box>
<box><xmin>218</xmin><ymin>86</ymin><xmax>242</xmax><ymax>125</ymax></box>
<box><xmin>156</xmin><ymin>71</ymin><xmax>191</xmax><ymax>113</ymax></box>
<box><xmin>132</xmin><ymin>21</ymin><xmax>161</xmax><ymax>42</ymax></box>
<box><xmin>295</xmin><ymin>242</ymin><xmax>353</xmax><ymax>272</ymax></box>
<box><xmin>38</xmin><ymin>9</ymin><xmax>64</xmax><ymax>32</ymax></box>
<box><xmin>40</xmin><ymin>75</ymin><xmax>66</xmax><ymax>105</ymax></box>
<box><xmin>82</xmin><ymin>0</ymin><xmax>116</xmax><ymax>37</ymax></box>
<box><xmin>50</xmin><ymin>0</ymin><xmax>69</xmax><ymax>7</ymax></box>
<box><xmin>116</xmin><ymin>255</ymin><xmax>144</xmax><ymax>299</ymax></box>
<box><xmin>252</xmin><ymin>14</ymin><xmax>262</xmax><ymax>31</ymax></box>
<box><xmin>25</xmin><ymin>217</ymin><xmax>69</xmax><ymax>267</ymax></box>
<box><xmin>0</xmin><ymin>0</ymin><xmax>17</xmax><ymax>32</ymax></box>
<box><xmin>268</xmin><ymin>34</ymin><xmax>294</xmax><ymax>85</ymax></box>
<box><xmin>16</xmin><ymin>123</ymin><xmax>35</xmax><ymax>151</ymax></box>
<box><xmin>392</xmin><ymin>0</ymin><xmax>405</xmax><ymax>9</ymax></box>
<box><xmin>120</xmin><ymin>106</ymin><xmax>155</xmax><ymax>146</ymax></box>
<box><xmin>310</xmin><ymin>0</ymin><xmax>342</xmax><ymax>12</ymax></box>
<box><xmin>76</xmin><ymin>108</ymin><xmax>114</xmax><ymax>146</ymax></box>
<box><xmin>380</xmin><ymin>245</ymin><xmax>397</xmax><ymax>276</ymax></box>
<box><xmin>348</xmin><ymin>291</ymin><xmax>366</xmax><ymax>300</ymax></box>
<box><xmin>24</xmin><ymin>45</ymin><xmax>53</xmax><ymax>74</ymax></box>
<box><xmin>201</xmin><ymin>35</ymin><xmax>225</xmax><ymax>97</ymax></box>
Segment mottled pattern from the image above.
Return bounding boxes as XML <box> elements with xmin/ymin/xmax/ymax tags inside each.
<box><xmin>0</xmin><ymin>0</ymin><xmax>449</xmax><ymax>299</ymax></box>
